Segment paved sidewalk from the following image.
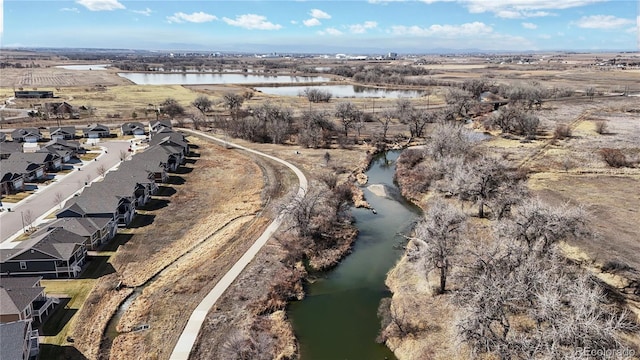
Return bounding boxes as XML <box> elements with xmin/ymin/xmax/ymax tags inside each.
<box><xmin>169</xmin><ymin>129</ymin><xmax>308</xmax><ymax>360</ymax></box>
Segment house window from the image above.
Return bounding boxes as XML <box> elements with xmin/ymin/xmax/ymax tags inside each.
<box><xmin>20</xmin><ymin>261</ymin><xmax>27</xmax><ymax>270</ymax></box>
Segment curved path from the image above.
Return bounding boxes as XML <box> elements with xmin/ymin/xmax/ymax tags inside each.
<box><xmin>169</xmin><ymin>129</ymin><xmax>308</xmax><ymax>360</ymax></box>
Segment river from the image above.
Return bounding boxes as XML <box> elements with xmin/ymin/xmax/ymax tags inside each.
<box><xmin>288</xmin><ymin>150</ymin><xmax>420</xmax><ymax>360</ymax></box>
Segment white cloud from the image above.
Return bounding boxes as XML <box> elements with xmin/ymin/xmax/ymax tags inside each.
<box><xmin>223</xmin><ymin>14</ymin><xmax>282</xmax><ymax>30</ymax></box>
<box><xmin>574</xmin><ymin>15</ymin><xmax>634</xmax><ymax>29</ymax></box>
<box><xmin>309</xmin><ymin>9</ymin><xmax>331</xmax><ymax>19</ymax></box>
<box><xmin>349</xmin><ymin>21</ymin><xmax>378</xmax><ymax>34</ymax></box>
<box><xmin>75</xmin><ymin>0</ymin><xmax>125</xmax><ymax>11</ymax></box>
<box><xmin>522</xmin><ymin>22</ymin><xmax>537</xmax><ymax>29</ymax></box>
<box><xmin>538</xmin><ymin>34</ymin><xmax>552</xmax><ymax>39</ymax></box>
<box><xmin>320</xmin><ymin>27</ymin><xmax>343</xmax><ymax>36</ymax></box>
<box><xmin>372</xmin><ymin>0</ymin><xmax>603</xmax><ymax>18</ymax></box>
<box><xmin>390</xmin><ymin>21</ymin><xmax>493</xmax><ymax>37</ymax></box>
<box><xmin>132</xmin><ymin>8</ymin><xmax>152</xmax><ymax>16</ymax></box>
<box><xmin>60</xmin><ymin>7</ymin><xmax>80</xmax><ymax>13</ymax></box>
<box><xmin>167</xmin><ymin>11</ymin><xmax>217</xmax><ymax>24</ymax></box>
<box><xmin>291</xmin><ymin>20</ymin><xmax>298</xmax><ymax>25</ymax></box>
<box><xmin>303</xmin><ymin>18</ymin><xmax>321</xmax><ymax>27</ymax></box>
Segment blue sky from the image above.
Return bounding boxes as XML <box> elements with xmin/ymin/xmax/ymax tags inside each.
<box><xmin>1</xmin><ymin>0</ymin><xmax>638</xmax><ymax>53</ymax></box>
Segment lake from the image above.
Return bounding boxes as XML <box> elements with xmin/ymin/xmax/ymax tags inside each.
<box><xmin>255</xmin><ymin>85</ymin><xmax>427</xmax><ymax>98</ymax></box>
<box><xmin>117</xmin><ymin>73</ymin><xmax>332</xmax><ymax>85</ymax></box>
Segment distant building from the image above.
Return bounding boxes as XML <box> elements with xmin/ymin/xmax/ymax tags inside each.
<box><xmin>14</xmin><ymin>91</ymin><xmax>54</xmax><ymax>99</ymax></box>
<box><xmin>387</xmin><ymin>52</ymin><xmax>398</xmax><ymax>60</ymax></box>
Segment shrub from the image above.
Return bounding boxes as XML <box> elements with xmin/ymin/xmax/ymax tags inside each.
<box><xmin>554</xmin><ymin>124</ymin><xmax>572</xmax><ymax>139</ymax></box>
<box><xmin>594</xmin><ymin>120</ymin><xmax>608</xmax><ymax>135</ymax></box>
<box><xmin>600</xmin><ymin>148</ymin><xmax>628</xmax><ymax>168</ymax></box>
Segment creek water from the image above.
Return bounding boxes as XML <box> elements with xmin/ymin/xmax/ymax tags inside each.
<box><xmin>288</xmin><ymin>150</ymin><xmax>421</xmax><ymax>360</ymax></box>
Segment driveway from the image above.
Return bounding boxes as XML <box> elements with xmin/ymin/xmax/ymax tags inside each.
<box><xmin>169</xmin><ymin>129</ymin><xmax>308</xmax><ymax>360</ymax></box>
<box><xmin>0</xmin><ymin>140</ymin><xmax>131</xmax><ymax>245</ymax></box>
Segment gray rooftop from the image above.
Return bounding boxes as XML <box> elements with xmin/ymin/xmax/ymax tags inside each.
<box><xmin>0</xmin><ymin>320</ymin><xmax>30</xmax><ymax>360</ymax></box>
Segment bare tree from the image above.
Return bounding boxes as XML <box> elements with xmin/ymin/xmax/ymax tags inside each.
<box><xmin>192</xmin><ymin>95</ymin><xmax>213</xmax><ymax>114</ymax></box>
<box><xmin>223</xmin><ymin>92</ymin><xmax>244</xmax><ymax>121</ymax></box>
<box><xmin>159</xmin><ymin>98</ymin><xmax>185</xmax><ymax>119</ymax></box>
<box><xmin>377</xmin><ymin>110</ymin><xmax>394</xmax><ymax>141</ymax></box>
<box><xmin>404</xmin><ymin>109</ymin><xmax>436</xmax><ymax>138</ymax></box>
<box><xmin>445</xmin><ymin>88</ymin><xmax>475</xmax><ymax>117</ymax></box>
<box><xmin>394</xmin><ymin>98</ymin><xmax>413</xmax><ymax>121</ymax></box>
<box><xmin>97</xmin><ymin>164</ymin><xmax>107</xmax><ymax>178</ymax></box>
<box><xmin>54</xmin><ymin>192</ymin><xmax>65</xmax><ymax>209</ymax></box>
<box><xmin>334</xmin><ymin>102</ymin><xmax>361</xmax><ymax>137</ymax></box>
<box><xmin>425</xmin><ymin>122</ymin><xmax>476</xmax><ymax>160</ymax></box>
<box><xmin>488</xmin><ymin>105</ymin><xmax>539</xmax><ymax>137</ymax></box>
<box><xmin>450</xmin><ymin>156</ymin><xmax>520</xmax><ymax>218</ymax></box>
<box><xmin>22</xmin><ymin>209</ymin><xmax>35</xmax><ymax>232</ymax></box>
<box><xmin>408</xmin><ymin>197</ymin><xmax>467</xmax><ymax>293</ymax></box>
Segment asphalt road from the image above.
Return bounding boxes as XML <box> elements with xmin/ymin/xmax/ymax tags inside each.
<box><xmin>0</xmin><ymin>140</ymin><xmax>131</xmax><ymax>245</ymax></box>
<box><xmin>169</xmin><ymin>129</ymin><xmax>308</xmax><ymax>360</ymax></box>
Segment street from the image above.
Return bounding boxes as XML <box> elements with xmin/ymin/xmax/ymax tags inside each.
<box><xmin>0</xmin><ymin>140</ymin><xmax>131</xmax><ymax>245</ymax></box>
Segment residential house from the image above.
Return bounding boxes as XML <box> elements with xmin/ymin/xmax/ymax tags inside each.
<box><xmin>48</xmin><ymin>126</ymin><xmax>76</xmax><ymax>140</ymax></box>
<box><xmin>149</xmin><ymin>119</ymin><xmax>173</xmax><ymax>135</ymax></box>
<box><xmin>11</xmin><ymin>128</ymin><xmax>42</xmax><ymax>143</ymax></box>
<box><xmin>121</xmin><ymin>122</ymin><xmax>146</xmax><ymax>136</ymax></box>
<box><xmin>37</xmin><ymin>138</ymin><xmax>82</xmax><ymax>162</ymax></box>
<box><xmin>57</xmin><ymin>183</ymin><xmax>135</xmax><ymax>227</ymax></box>
<box><xmin>7</xmin><ymin>152</ymin><xmax>62</xmax><ymax>172</ymax></box>
<box><xmin>37</xmin><ymin>217</ymin><xmax>117</xmax><ymax>250</ymax></box>
<box><xmin>44</xmin><ymin>102</ymin><xmax>79</xmax><ymax>119</ymax></box>
<box><xmin>104</xmin><ymin>166</ymin><xmax>158</xmax><ymax>207</ymax></box>
<box><xmin>0</xmin><ymin>320</ymin><xmax>39</xmax><ymax>360</ymax></box>
<box><xmin>0</xmin><ymin>170</ymin><xmax>25</xmax><ymax>195</ymax></box>
<box><xmin>82</xmin><ymin>124</ymin><xmax>111</xmax><ymax>139</ymax></box>
<box><xmin>0</xmin><ymin>141</ymin><xmax>23</xmax><ymax>160</ymax></box>
<box><xmin>125</xmin><ymin>145</ymin><xmax>182</xmax><ymax>182</ymax></box>
<box><xmin>0</xmin><ymin>228</ymin><xmax>88</xmax><ymax>278</ymax></box>
<box><xmin>149</xmin><ymin>131</ymin><xmax>189</xmax><ymax>156</ymax></box>
<box><xmin>0</xmin><ymin>158</ymin><xmax>46</xmax><ymax>182</ymax></box>
<box><xmin>0</xmin><ymin>276</ymin><xmax>58</xmax><ymax>324</ymax></box>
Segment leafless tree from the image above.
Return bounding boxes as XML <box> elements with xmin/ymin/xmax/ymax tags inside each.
<box><xmin>408</xmin><ymin>197</ymin><xmax>467</xmax><ymax>293</ymax></box>
<box><xmin>298</xmin><ymin>110</ymin><xmax>334</xmax><ymax>148</ymax></box>
<box><xmin>97</xmin><ymin>164</ymin><xmax>107</xmax><ymax>178</ymax></box>
<box><xmin>425</xmin><ymin>122</ymin><xmax>476</xmax><ymax>160</ymax></box>
<box><xmin>404</xmin><ymin>109</ymin><xmax>436</xmax><ymax>138</ymax></box>
<box><xmin>252</xmin><ymin>102</ymin><xmax>293</xmax><ymax>144</ymax></box>
<box><xmin>159</xmin><ymin>97</ymin><xmax>185</xmax><ymax>119</ymax></box>
<box><xmin>54</xmin><ymin>192</ymin><xmax>65</xmax><ymax>209</ymax></box>
<box><xmin>334</xmin><ymin>102</ymin><xmax>361</xmax><ymax>137</ymax></box>
<box><xmin>377</xmin><ymin>110</ymin><xmax>394</xmax><ymax>141</ymax></box>
<box><xmin>497</xmin><ymin>198</ymin><xmax>589</xmax><ymax>253</ymax></box>
<box><xmin>488</xmin><ymin>105</ymin><xmax>540</xmax><ymax>137</ymax></box>
<box><xmin>450</xmin><ymin>156</ymin><xmax>520</xmax><ymax>218</ymax></box>
<box><xmin>223</xmin><ymin>92</ymin><xmax>244</xmax><ymax>121</ymax></box>
<box><xmin>192</xmin><ymin>95</ymin><xmax>213</xmax><ymax>114</ymax></box>
<box><xmin>394</xmin><ymin>98</ymin><xmax>413</xmax><ymax>121</ymax></box>
<box><xmin>445</xmin><ymin>88</ymin><xmax>475</xmax><ymax>117</ymax></box>
<box><xmin>23</xmin><ymin>209</ymin><xmax>35</xmax><ymax>232</ymax></box>
<box><xmin>455</xmin><ymin>239</ymin><xmax>636</xmax><ymax>359</ymax></box>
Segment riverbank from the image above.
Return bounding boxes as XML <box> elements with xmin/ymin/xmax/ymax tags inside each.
<box><xmin>382</xmin><ymin>112</ymin><xmax>640</xmax><ymax>358</ymax></box>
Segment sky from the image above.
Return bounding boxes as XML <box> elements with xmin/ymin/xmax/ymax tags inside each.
<box><xmin>0</xmin><ymin>0</ymin><xmax>639</xmax><ymax>53</ymax></box>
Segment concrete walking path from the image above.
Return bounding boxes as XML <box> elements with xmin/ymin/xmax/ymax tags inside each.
<box><xmin>169</xmin><ymin>129</ymin><xmax>308</xmax><ymax>360</ymax></box>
